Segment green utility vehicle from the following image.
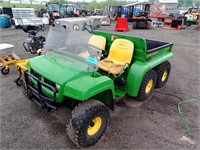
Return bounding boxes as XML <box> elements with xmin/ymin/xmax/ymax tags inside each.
<box><xmin>21</xmin><ymin>18</ymin><xmax>173</xmax><ymax>147</ymax></box>
<box><xmin>185</xmin><ymin>6</ymin><xmax>199</xmax><ymax>26</ymax></box>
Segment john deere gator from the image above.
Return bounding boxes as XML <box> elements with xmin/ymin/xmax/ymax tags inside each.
<box><xmin>20</xmin><ymin>18</ymin><xmax>173</xmax><ymax>147</ymax></box>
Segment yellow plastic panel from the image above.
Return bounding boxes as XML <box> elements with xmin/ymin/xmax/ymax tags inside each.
<box><xmin>98</xmin><ymin>39</ymin><xmax>134</xmax><ymax>74</ymax></box>
<box><xmin>88</xmin><ymin>35</ymin><xmax>106</xmax><ymax>50</ymax></box>
<box><xmin>108</xmin><ymin>39</ymin><xmax>134</xmax><ymax>64</ymax></box>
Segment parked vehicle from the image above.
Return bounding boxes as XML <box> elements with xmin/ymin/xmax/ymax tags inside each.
<box><xmin>164</xmin><ymin>14</ymin><xmax>175</xmax><ymax>25</ymax></box>
<box><xmin>116</xmin><ymin>2</ymin><xmax>152</xmax><ymax>29</ymax></box>
<box><xmin>38</xmin><ymin>2</ymin><xmax>61</xmax><ymax>24</ymax></box>
<box><xmin>0</xmin><ymin>43</ymin><xmax>25</xmax><ymax>76</ymax></box>
<box><xmin>101</xmin><ymin>17</ymin><xmax>111</xmax><ymax>26</ymax></box>
<box><xmin>23</xmin><ymin>25</ymin><xmax>45</xmax><ymax>54</ymax></box>
<box><xmin>184</xmin><ymin>6</ymin><xmax>200</xmax><ymax>25</ymax></box>
<box><xmin>0</xmin><ymin>6</ymin><xmax>3</xmax><ymax>15</ymax></box>
<box><xmin>108</xmin><ymin>5</ymin><xmax>123</xmax><ymax>20</ymax></box>
<box><xmin>61</xmin><ymin>3</ymin><xmax>82</xmax><ymax>17</ymax></box>
<box><xmin>12</xmin><ymin>8</ymin><xmax>49</xmax><ymax>28</ymax></box>
<box><xmin>20</xmin><ymin>18</ymin><xmax>173</xmax><ymax>148</ymax></box>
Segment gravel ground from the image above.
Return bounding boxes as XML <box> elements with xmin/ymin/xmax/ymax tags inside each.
<box><xmin>0</xmin><ymin>23</ymin><xmax>200</xmax><ymax>149</ymax></box>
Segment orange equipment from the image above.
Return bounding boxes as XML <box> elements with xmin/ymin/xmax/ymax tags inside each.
<box><xmin>149</xmin><ymin>3</ymin><xmax>167</xmax><ymax>21</ymax></box>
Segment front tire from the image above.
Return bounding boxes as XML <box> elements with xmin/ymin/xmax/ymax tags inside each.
<box><xmin>22</xmin><ymin>81</ymin><xmax>32</xmax><ymax>100</ymax></box>
<box><xmin>155</xmin><ymin>61</ymin><xmax>171</xmax><ymax>88</ymax></box>
<box><xmin>67</xmin><ymin>100</ymin><xmax>110</xmax><ymax>148</ymax></box>
<box><xmin>137</xmin><ymin>69</ymin><xmax>157</xmax><ymax>101</ymax></box>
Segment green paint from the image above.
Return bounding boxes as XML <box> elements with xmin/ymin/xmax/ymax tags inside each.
<box><xmin>27</xmin><ymin>30</ymin><xmax>173</xmax><ymax>109</ymax></box>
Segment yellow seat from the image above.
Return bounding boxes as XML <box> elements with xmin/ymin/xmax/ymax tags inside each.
<box><xmin>88</xmin><ymin>35</ymin><xmax>106</xmax><ymax>50</ymax></box>
<box><xmin>79</xmin><ymin>35</ymin><xmax>106</xmax><ymax>58</ymax></box>
<box><xmin>98</xmin><ymin>39</ymin><xmax>134</xmax><ymax>75</ymax></box>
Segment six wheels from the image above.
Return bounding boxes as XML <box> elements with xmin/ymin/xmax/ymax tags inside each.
<box><xmin>67</xmin><ymin>99</ymin><xmax>110</xmax><ymax>148</ymax></box>
<box><xmin>137</xmin><ymin>69</ymin><xmax>157</xmax><ymax>101</ymax></box>
<box><xmin>1</xmin><ymin>67</ymin><xmax>10</xmax><ymax>75</ymax></box>
<box><xmin>155</xmin><ymin>61</ymin><xmax>171</xmax><ymax>88</ymax></box>
<box><xmin>1</xmin><ymin>61</ymin><xmax>171</xmax><ymax>147</ymax></box>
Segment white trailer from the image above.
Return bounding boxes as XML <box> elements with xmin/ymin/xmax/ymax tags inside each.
<box><xmin>12</xmin><ymin>8</ymin><xmax>49</xmax><ymax>28</ymax></box>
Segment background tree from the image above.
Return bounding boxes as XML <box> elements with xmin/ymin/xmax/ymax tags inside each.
<box><xmin>177</xmin><ymin>0</ymin><xmax>198</xmax><ymax>8</ymax></box>
<box><xmin>193</xmin><ymin>0</ymin><xmax>200</xmax><ymax>6</ymax></box>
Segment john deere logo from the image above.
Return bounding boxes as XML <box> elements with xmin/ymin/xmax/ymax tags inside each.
<box><xmin>73</xmin><ymin>24</ymin><xmax>79</xmax><ymax>31</ymax></box>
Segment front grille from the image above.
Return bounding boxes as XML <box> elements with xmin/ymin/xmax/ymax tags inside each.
<box><xmin>31</xmin><ymin>69</ymin><xmax>56</xmax><ymax>89</ymax></box>
<box><xmin>44</xmin><ymin>78</ymin><xmax>56</xmax><ymax>88</ymax></box>
<box><xmin>31</xmin><ymin>69</ymin><xmax>41</xmax><ymax>79</ymax></box>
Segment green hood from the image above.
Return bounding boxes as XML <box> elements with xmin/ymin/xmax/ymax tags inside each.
<box><xmin>28</xmin><ymin>52</ymin><xmax>90</xmax><ymax>85</ymax></box>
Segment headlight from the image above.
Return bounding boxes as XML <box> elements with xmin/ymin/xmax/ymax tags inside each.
<box><xmin>56</xmin><ymin>84</ymin><xmax>60</xmax><ymax>90</ymax></box>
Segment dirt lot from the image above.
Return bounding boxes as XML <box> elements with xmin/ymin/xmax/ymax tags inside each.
<box><xmin>0</xmin><ymin>23</ymin><xmax>200</xmax><ymax>149</ymax></box>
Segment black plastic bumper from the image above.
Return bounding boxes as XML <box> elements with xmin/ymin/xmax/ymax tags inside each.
<box><xmin>24</xmin><ymin>71</ymin><xmax>58</xmax><ymax>110</ymax></box>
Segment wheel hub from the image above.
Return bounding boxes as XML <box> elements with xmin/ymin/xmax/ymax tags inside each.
<box><xmin>87</xmin><ymin>116</ymin><xmax>102</xmax><ymax>136</ymax></box>
<box><xmin>162</xmin><ymin>70</ymin><xmax>168</xmax><ymax>81</ymax></box>
<box><xmin>145</xmin><ymin>79</ymin><xmax>153</xmax><ymax>93</ymax></box>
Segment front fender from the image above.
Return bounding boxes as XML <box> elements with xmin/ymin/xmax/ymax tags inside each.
<box><xmin>63</xmin><ymin>75</ymin><xmax>115</xmax><ymax>101</ymax></box>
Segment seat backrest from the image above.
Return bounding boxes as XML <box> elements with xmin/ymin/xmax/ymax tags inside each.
<box><xmin>88</xmin><ymin>35</ymin><xmax>106</xmax><ymax>50</ymax></box>
<box><xmin>108</xmin><ymin>39</ymin><xmax>134</xmax><ymax>64</ymax></box>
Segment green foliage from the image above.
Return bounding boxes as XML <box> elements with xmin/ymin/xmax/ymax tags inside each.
<box><xmin>177</xmin><ymin>0</ymin><xmax>184</xmax><ymax>8</ymax></box>
<box><xmin>88</xmin><ymin>0</ymin><xmax>131</xmax><ymax>10</ymax></box>
<box><xmin>52</xmin><ymin>0</ymin><xmax>67</xmax><ymax>5</ymax></box>
<box><xmin>177</xmin><ymin>0</ymin><xmax>199</xmax><ymax>8</ymax></box>
<box><xmin>0</xmin><ymin>2</ymin><xmax>45</xmax><ymax>9</ymax></box>
<box><xmin>148</xmin><ymin>0</ymin><xmax>158</xmax><ymax>3</ymax></box>
<box><xmin>193</xmin><ymin>0</ymin><xmax>200</xmax><ymax>6</ymax></box>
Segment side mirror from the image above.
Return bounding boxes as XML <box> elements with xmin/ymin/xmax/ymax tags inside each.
<box><xmin>82</xmin><ymin>22</ymin><xmax>93</xmax><ymax>33</ymax></box>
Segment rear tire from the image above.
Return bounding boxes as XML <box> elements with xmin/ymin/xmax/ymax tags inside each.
<box><xmin>155</xmin><ymin>61</ymin><xmax>171</xmax><ymax>88</ymax></box>
<box><xmin>67</xmin><ymin>99</ymin><xmax>110</xmax><ymax>148</ymax></box>
<box><xmin>14</xmin><ymin>24</ymin><xmax>21</xmax><ymax>29</ymax></box>
<box><xmin>132</xmin><ymin>22</ymin><xmax>137</xmax><ymax>29</ymax></box>
<box><xmin>147</xmin><ymin>22</ymin><xmax>151</xmax><ymax>29</ymax></box>
<box><xmin>137</xmin><ymin>69</ymin><xmax>157</xmax><ymax>101</ymax></box>
<box><xmin>38</xmin><ymin>10</ymin><xmax>46</xmax><ymax>17</ymax></box>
